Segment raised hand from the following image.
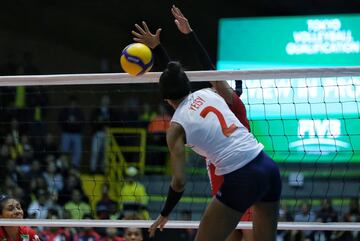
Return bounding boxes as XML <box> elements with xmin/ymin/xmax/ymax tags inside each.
<box><xmin>148</xmin><ymin>215</ymin><xmax>168</xmax><ymax>238</ymax></box>
<box><xmin>171</xmin><ymin>5</ymin><xmax>192</xmax><ymax>34</ymax></box>
<box><xmin>132</xmin><ymin>21</ymin><xmax>162</xmax><ymax>49</ymax></box>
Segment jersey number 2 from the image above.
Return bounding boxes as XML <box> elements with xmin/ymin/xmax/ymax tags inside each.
<box><xmin>200</xmin><ymin>106</ymin><xmax>238</xmax><ymax>137</ymax></box>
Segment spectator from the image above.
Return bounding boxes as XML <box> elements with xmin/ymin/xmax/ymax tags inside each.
<box><xmin>39</xmin><ymin>209</ymin><xmax>73</xmax><ymax>241</ymax></box>
<box><xmin>316</xmin><ymin>198</ymin><xmax>338</xmax><ymax>240</ymax></box>
<box><xmin>36</xmin><ymin>133</ymin><xmax>59</xmax><ymax>161</ymax></box>
<box><xmin>42</xmin><ymin>157</ymin><xmax>64</xmax><ymax>196</ymax></box>
<box><xmin>58</xmin><ymin>170</ymin><xmax>85</xmax><ymax>206</ymax></box>
<box><xmin>123</xmin><ymin>227</ymin><xmax>143</xmax><ymax>241</ymax></box>
<box><xmin>89</xmin><ymin>95</ymin><xmax>118</xmax><ymax>174</ymax></box>
<box><xmin>30</xmin><ymin>176</ymin><xmax>49</xmax><ymax>200</ymax></box>
<box><xmin>138</xmin><ymin>103</ymin><xmax>156</xmax><ymax>126</ymax></box>
<box><xmin>73</xmin><ymin>214</ymin><xmax>101</xmax><ymax>241</ymax></box>
<box><xmin>119</xmin><ymin>167</ymin><xmax>149</xmax><ymax>219</ymax></box>
<box><xmin>101</xmin><ymin>227</ymin><xmax>123</xmax><ymax>241</ymax></box>
<box><xmin>16</xmin><ymin>134</ymin><xmax>34</xmax><ymax>175</ymax></box>
<box><xmin>291</xmin><ymin>202</ymin><xmax>316</xmax><ymax>241</ymax></box>
<box><xmin>277</xmin><ymin>203</ymin><xmax>292</xmax><ymax>241</ymax></box>
<box><xmin>96</xmin><ymin>183</ymin><xmax>118</xmax><ymax>219</ymax></box>
<box><xmin>334</xmin><ymin>198</ymin><xmax>360</xmax><ymax>241</ymax></box>
<box><xmin>344</xmin><ymin>198</ymin><xmax>360</xmax><ymax>222</ymax></box>
<box><xmin>1</xmin><ymin>176</ymin><xmax>29</xmax><ymax>209</ymax></box>
<box><xmin>64</xmin><ymin>189</ymin><xmax>92</xmax><ymax>219</ymax></box>
<box><xmin>27</xmin><ymin>189</ymin><xmax>54</xmax><ymax>219</ymax></box>
<box><xmin>0</xmin><ymin>134</ymin><xmax>20</xmax><ymax>162</ymax></box>
<box><xmin>146</xmin><ymin>104</ymin><xmax>171</xmax><ymax>169</ymax></box>
<box><xmin>58</xmin><ymin>95</ymin><xmax>85</xmax><ymax>169</ymax></box>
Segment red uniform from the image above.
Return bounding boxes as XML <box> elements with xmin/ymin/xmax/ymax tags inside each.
<box><xmin>207</xmin><ymin>91</ymin><xmax>253</xmax><ymax>221</ymax></box>
<box><xmin>0</xmin><ymin>226</ymin><xmax>38</xmax><ymax>241</ymax></box>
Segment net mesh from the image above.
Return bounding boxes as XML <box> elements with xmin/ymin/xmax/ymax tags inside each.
<box><xmin>0</xmin><ymin>68</ymin><xmax>359</xmax><ymax>239</ymax></box>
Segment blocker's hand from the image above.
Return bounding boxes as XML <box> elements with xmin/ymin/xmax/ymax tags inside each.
<box><xmin>148</xmin><ymin>214</ymin><xmax>168</xmax><ymax>238</ymax></box>
<box><xmin>171</xmin><ymin>5</ymin><xmax>192</xmax><ymax>34</ymax></box>
<box><xmin>132</xmin><ymin>21</ymin><xmax>162</xmax><ymax>49</ymax></box>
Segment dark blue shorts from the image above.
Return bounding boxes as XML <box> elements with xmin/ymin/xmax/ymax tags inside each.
<box><xmin>216</xmin><ymin>151</ymin><xmax>282</xmax><ymax>213</ymax></box>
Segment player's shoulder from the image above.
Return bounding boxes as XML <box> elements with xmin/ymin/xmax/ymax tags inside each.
<box><xmin>0</xmin><ymin>227</ymin><xmax>5</xmax><ymax>236</ymax></box>
<box><xmin>19</xmin><ymin>226</ymin><xmax>36</xmax><ymax>235</ymax></box>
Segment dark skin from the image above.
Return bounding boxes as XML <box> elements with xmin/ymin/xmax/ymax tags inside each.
<box><xmin>0</xmin><ymin>198</ymin><xmax>40</xmax><ymax>241</ymax></box>
<box><xmin>133</xmin><ymin>6</ymin><xmax>257</xmax><ymax>241</ymax></box>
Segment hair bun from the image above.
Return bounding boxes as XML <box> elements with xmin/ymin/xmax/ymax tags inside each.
<box><xmin>167</xmin><ymin>61</ymin><xmax>182</xmax><ymax>73</ymax></box>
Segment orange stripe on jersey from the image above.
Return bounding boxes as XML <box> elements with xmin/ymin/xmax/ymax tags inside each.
<box><xmin>207</xmin><ymin>162</ymin><xmax>224</xmax><ymax>195</ymax></box>
<box><xmin>200</xmin><ymin>106</ymin><xmax>238</xmax><ymax>137</ymax></box>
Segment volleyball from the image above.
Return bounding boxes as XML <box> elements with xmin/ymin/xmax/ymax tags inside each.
<box><xmin>120</xmin><ymin>43</ymin><xmax>154</xmax><ymax>76</ymax></box>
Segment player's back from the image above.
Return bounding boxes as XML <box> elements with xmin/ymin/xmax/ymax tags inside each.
<box><xmin>171</xmin><ymin>88</ymin><xmax>263</xmax><ymax>175</ymax></box>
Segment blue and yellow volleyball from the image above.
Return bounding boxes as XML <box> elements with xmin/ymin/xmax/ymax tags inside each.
<box><xmin>120</xmin><ymin>43</ymin><xmax>154</xmax><ymax>76</ymax></box>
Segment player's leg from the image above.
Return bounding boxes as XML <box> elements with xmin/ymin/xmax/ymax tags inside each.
<box><xmin>252</xmin><ymin>201</ymin><xmax>279</xmax><ymax>241</ymax></box>
<box><xmin>195</xmin><ymin>198</ymin><xmax>242</xmax><ymax>241</ymax></box>
<box><xmin>225</xmin><ymin>208</ymin><xmax>255</xmax><ymax>241</ymax></box>
<box><xmin>242</xmin><ymin>229</ymin><xmax>255</xmax><ymax>241</ymax></box>
<box><xmin>224</xmin><ymin>230</ymin><xmax>243</xmax><ymax>241</ymax></box>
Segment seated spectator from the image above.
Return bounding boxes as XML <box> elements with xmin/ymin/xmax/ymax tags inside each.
<box><xmin>64</xmin><ymin>189</ymin><xmax>92</xmax><ymax>219</ymax></box>
<box><xmin>344</xmin><ymin>197</ymin><xmax>360</xmax><ymax>222</ymax></box>
<box><xmin>73</xmin><ymin>214</ymin><xmax>101</xmax><ymax>241</ymax></box>
<box><xmin>0</xmin><ymin>134</ymin><xmax>19</xmax><ymax>162</ymax></box>
<box><xmin>277</xmin><ymin>203</ymin><xmax>292</xmax><ymax>241</ymax></box>
<box><xmin>334</xmin><ymin>198</ymin><xmax>360</xmax><ymax>241</ymax></box>
<box><xmin>35</xmin><ymin>133</ymin><xmax>59</xmax><ymax>161</ymax></box>
<box><xmin>27</xmin><ymin>189</ymin><xmax>54</xmax><ymax>219</ymax></box>
<box><xmin>123</xmin><ymin>227</ymin><xmax>143</xmax><ymax>241</ymax></box>
<box><xmin>96</xmin><ymin>183</ymin><xmax>118</xmax><ymax>220</ymax></box>
<box><xmin>291</xmin><ymin>202</ymin><xmax>316</xmax><ymax>241</ymax></box>
<box><xmin>138</xmin><ymin>103</ymin><xmax>156</xmax><ymax>126</ymax></box>
<box><xmin>16</xmin><ymin>134</ymin><xmax>34</xmax><ymax>174</ymax></box>
<box><xmin>39</xmin><ymin>209</ymin><xmax>73</xmax><ymax>241</ymax></box>
<box><xmin>101</xmin><ymin>227</ymin><xmax>123</xmax><ymax>241</ymax></box>
<box><xmin>42</xmin><ymin>156</ymin><xmax>64</xmax><ymax>196</ymax></box>
<box><xmin>30</xmin><ymin>176</ymin><xmax>49</xmax><ymax>200</ymax></box>
<box><xmin>119</xmin><ymin>167</ymin><xmax>149</xmax><ymax>219</ymax></box>
<box><xmin>146</xmin><ymin>104</ymin><xmax>171</xmax><ymax>169</ymax></box>
<box><xmin>58</xmin><ymin>170</ymin><xmax>85</xmax><ymax>206</ymax></box>
<box><xmin>315</xmin><ymin>198</ymin><xmax>338</xmax><ymax>240</ymax></box>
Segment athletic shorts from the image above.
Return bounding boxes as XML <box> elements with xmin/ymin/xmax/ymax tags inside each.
<box><xmin>207</xmin><ymin>161</ymin><xmax>253</xmax><ymax>221</ymax></box>
<box><xmin>216</xmin><ymin>151</ymin><xmax>282</xmax><ymax>213</ymax></box>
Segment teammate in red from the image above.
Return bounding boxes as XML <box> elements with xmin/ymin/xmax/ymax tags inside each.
<box><xmin>132</xmin><ymin>5</ymin><xmax>253</xmax><ymax>240</ymax></box>
<box><xmin>0</xmin><ymin>195</ymin><xmax>40</xmax><ymax>241</ymax></box>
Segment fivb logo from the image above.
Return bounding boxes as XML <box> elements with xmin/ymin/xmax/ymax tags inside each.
<box><xmin>289</xmin><ymin>119</ymin><xmax>349</xmax><ymax>152</ymax></box>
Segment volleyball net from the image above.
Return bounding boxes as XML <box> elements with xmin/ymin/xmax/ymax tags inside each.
<box><xmin>0</xmin><ymin>67</ymin><xmax>359</xmax><ymax>235</ymax></box>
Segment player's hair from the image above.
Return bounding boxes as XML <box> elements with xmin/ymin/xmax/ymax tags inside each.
<box><xmin>0</xmin><ymin>195</ymin><xmax>13</xmax><ymax>212</ymax></box>
<box><xmin>159</xmin><ymin>61</ymin><xmax>191</xmax><ymax>100</ymax></box>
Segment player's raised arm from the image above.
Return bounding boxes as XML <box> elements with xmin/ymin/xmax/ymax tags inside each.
<box><xmin>131</xmin><ymin>21</ymin><xmax>171</xmax><ymax>71</ymax></box>
<box><xmin>148</xmin><ymin>118</ymin><xmax>186</xmax><ymax>238</ymax></box>
<box><xmin>171</xmin><ymin>5</ymin><xmax>235</xmax><ymax>104</ymax></box>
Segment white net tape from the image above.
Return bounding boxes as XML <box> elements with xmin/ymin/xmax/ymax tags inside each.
<box><xmin>0</xmin><ymin>220</ymin><xmax>359</xmax><ymax>231</ymax></box>
<box><xmin>0</xmin><ymin>66</ymin><xmax>359</xmax><ymax>86</ymax></box>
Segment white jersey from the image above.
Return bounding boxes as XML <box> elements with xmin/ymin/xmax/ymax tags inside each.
<box><xmin>172</xmin><ymin>88</ymin><xmax>263</xmax><ymax>175</ymax></box>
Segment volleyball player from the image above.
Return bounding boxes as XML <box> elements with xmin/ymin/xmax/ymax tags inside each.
<box><xmin>132</xmin><ymin>6</ymin><xmax>254</xmax><ymax>240</ymax></box>
<box><xmin>148</xmin><ymin>61</ymin><xmax>281</xmax><ymax>241</ymax></box>
<box><xmin>0</xmin><ymin>195</ymin><xmax>40</xmax><ymax>241</ymax></box>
